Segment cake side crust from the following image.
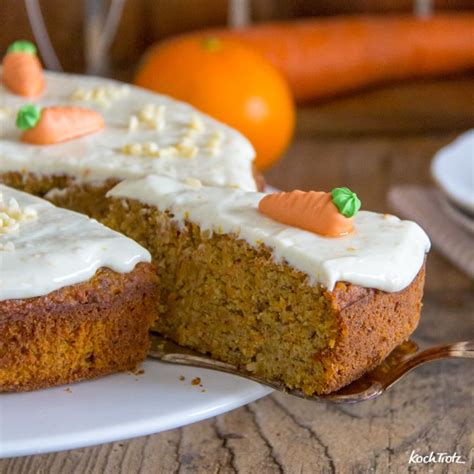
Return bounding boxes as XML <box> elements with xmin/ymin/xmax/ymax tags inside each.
<box><xmin>0</xmin><ymin>263</ymin><xmax>159</xmax><ymax>392</ymax></box>
<box><xmin>320</xmin><ymin>266</ymin><xmax>425</xmax><ymax>393</ymax></box>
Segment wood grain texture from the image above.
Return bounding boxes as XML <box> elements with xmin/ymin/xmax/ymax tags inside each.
<box><xmin>296</xmin><ymin>77</ymin><xmax>474</xmax><ymax>135</ymax></box>
<box><xmin>1</xmin><ymin>291</ymin><xmax>472</xmax><ymax>473</ymax></box>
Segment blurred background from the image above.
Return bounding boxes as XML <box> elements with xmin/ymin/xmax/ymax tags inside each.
<box><xmin>1</xmin><ymin>0</ymin><xmax>473</xmax><ymax>291</ymax></box>
<box><xmin>1</xmin><ymin>0</ymin><xmax>473</xmax><ymax>75</ymax></box>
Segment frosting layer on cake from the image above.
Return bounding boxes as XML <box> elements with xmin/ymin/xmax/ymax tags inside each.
<box><xmin>0</xmin><ymin>70</ymin><xmax>256</xmax><ymax>190</ymax></box>
<box><xmin>0</xmin><ymin>185</ymin><xmax>150</xmax><ymax>301</ymax></box>
<box><xmin>108</xmin><ymin>175</ymin><xmax>431</xmax><ymax>292</ymax></box>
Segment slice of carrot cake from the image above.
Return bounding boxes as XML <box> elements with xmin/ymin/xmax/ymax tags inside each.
<box><xmin>0</xmin><ymin>184</ymin><xmax>159</xmax><ymax>392</ymax></box>
<box><xmin>0</xmin><ymin>41</ymin><xmax>260</xmax><ymax>219</ymax></box>
<box><xmin>106</xmin><ymin>175</ymin><xmax>431</xmax><ymax>395</ymax></box>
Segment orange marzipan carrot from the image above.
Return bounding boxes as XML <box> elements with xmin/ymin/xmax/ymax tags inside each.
<box><xmin>20</xmin><ymin>106</ymin><xmax>104</xmax><ymax>145</ymax></box>
<box><xmin>202</xmin><ymin>14</ymin><xmax>474</xmax><ymax>101</ymax></box>
<box><xmin>258</xmin><ymin>190</ymin><xmax>353</xmax><ymax>237</ymax></box>
<box><xmin>2</xmin><ymin>42</ymin><xmax>44</xmax><ymax>97</ymax></box>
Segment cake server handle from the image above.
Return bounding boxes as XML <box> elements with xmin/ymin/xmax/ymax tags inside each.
<box><xmin>376</xmin><ymin>339</ymin><xmax>474</xmax><ymax>391</ymax></box>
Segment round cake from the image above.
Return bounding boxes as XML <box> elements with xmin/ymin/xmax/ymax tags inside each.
<box><xmin>0</xmin><ymin>42</ymin><xmax>431</xmax><ymax>395</ymax></box>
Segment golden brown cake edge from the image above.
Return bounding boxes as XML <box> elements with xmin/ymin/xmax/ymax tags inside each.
<box><xmin>0</xmin><ymin>263</ymin><xmax>159</xmax><ymax>392</ymax></box>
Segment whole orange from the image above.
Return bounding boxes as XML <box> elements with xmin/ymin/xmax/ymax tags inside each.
<box><xmin>134</xmin><ymin>35</ymin><xmax>295</xmax><ymax>170</ymax></box>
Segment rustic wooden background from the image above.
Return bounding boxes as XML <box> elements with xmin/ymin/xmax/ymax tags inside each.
<box><xmin>1</xmin><ymin>76</ymin><xmax>473</xmax><ymax>473</ymax></box>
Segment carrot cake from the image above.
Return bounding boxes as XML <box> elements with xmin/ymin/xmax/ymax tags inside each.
<box><xmin>0</xmin><ymin>184</ymin><xmax>159</xmax><ymax>392</ymax></box>
<box><xmin>106</xmin><ymin>175</ymin><xmax>431</xmax><ymax>395</ymax></box>
<box><xmin>0</xmin><ymin>43</ymin><xmax>259</xmax><ymax>218</ymax></box>
<box><xmin>0</xmin><ymin>41</ymin><xmax>432</xmax><ymax>396</ymax></box>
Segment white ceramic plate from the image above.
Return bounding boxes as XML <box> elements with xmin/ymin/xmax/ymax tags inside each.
<box><xmin>0</xmin><ymin>360</ymin><xmax>271</xmax><ymax>458</ymax></box>
<box><xmin>431</xmin><ymin>130</ymin><xmax>474</xmax><ymax>214</ymax></box>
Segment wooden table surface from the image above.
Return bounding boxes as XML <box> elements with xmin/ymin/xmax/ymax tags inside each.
<box><xmin>2</xmin><ymin>77</ymin><xmax>473</xmax><ymax>473</ymax></box>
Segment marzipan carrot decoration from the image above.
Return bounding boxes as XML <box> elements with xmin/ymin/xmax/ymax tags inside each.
<box><xmin>259</xmin><ymin>187</ymin><xmax>361</xmax><ymax>237</ymax></box>
<box><xmin>16</xmin><ymin>104</ymin><xmax>105</xmax><ymax>145</ymax></box>
<box><xmin>200</xmin><ymin>15</ymin><xmax>474</xmax><ymax>101</ymax></box>
<box><xmin>2</xmin><ymin>40</ymin><xmax>44</xmax><ymax>97</ymax></box>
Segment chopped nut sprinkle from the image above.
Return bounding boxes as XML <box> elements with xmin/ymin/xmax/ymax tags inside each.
<box><xmin>136</xmin><ymin>103</ymin><xmax>166</xmax><ymax>130</ymax></box>
<box><xmin>120</xmin><ymin>142</ymin><xmax>189</xmax><ymax>158</ymax></box>
<box><xmin>206</xmin><ymin>130</ymin><xmax>224</xmax><ymax>155</ymax></box>
<box><xmin>128</xmin><ymin>114</ymin><xmax>139</xmax><ymax>132</ymax></box>
<box><xmin>70</xmin><ymin>85</ymin><xmax>129</xmax><ymax>107</ymax></box>
<box><xmin>0</xmin><ymin>241</ymin><xmax>15</xmax><ymax>252</ymax></box>
<box><xmin>0</xmin><ymin>106</ymin><xmax>13</xmax><ymax>119</ymax></box>
<box><xmin>0</xmin><ymin>192</ymin><xmax>38</xmax><ymax>239</ymax></box>
<box><xmin>159</xmin><ymin>146</ymin><xmax>179</xmax><ymax>157</ymax></box>
<box><xmin>143</xmin><ymin>141</ymin><xmax>159</xmax><ymax>155</ymax></box>
<box><xmin>189</xmin><ymin>114</ymin><xmax>204</xmax><ymax>131</ymax></box>
<box><xmin>176</xmin><ymin>144</ymin><xmax>198</xmax><ymax>158</ymax></box>
<box><xmin>184</xmin><ymin>178</ymin><xmax>202</xmax><ymax>188</ymax></box>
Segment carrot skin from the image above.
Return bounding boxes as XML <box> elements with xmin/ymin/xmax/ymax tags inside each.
<box><xmin>202</xmin><ymin>14</ymin><xmax>474</xmax><ymax>102</ymax></box>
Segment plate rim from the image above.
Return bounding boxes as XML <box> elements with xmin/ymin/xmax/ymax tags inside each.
<box><xmin>431</xmin><ymin>130</ymin><xmax>474</xmax><ymax>214</ymax></box>
<box><xmin>438</xmin><ymin>193</ymin><xmax>474</xmax><ymax>235</ymax></box>
<box><xmin>0</xmin><ymin>361</ymin><xmax>272</xmax><ymax>459</ymax></box>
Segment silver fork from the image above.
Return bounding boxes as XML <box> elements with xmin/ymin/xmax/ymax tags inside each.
<box><xmin>148</xmin><ymin>333</ymin><xmax>474</xmax><ymax>404</ymax></box>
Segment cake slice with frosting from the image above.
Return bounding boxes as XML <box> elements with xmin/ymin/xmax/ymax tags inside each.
<box><xmin>106</xmin><ymin>175</ymin><xmax>430</xmax><ymax>395</ymax></box>
<box><xmin>0</xmin><ymin>185</ymin><xmax>159</xmax><ymax>392</ymax></box>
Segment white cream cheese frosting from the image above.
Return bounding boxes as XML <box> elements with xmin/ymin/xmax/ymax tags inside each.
<box><xmin>0</xmin><ymin>184</ymin><xmax>150</xmax><ymax>301</ymax></box>
<box><xmin>0</xmin><ymin>70</ymin><xmax>257</xmax><ymax>191</ymax></box>
<box><xmin>108</xmin><ymin>175</ymin><xmax>431</xmax><ymax>292</ymax></box>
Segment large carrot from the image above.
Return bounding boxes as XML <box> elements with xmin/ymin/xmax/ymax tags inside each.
<box><xmin>196</xmin><ymin>14</ymin><xmax>474</xmax><ymax>101</ymax></box>
<box><xmin>2</xmin><ymin>40</ymin><xmax>44</xmax><ymax>97</ymax></box>
<box><xmin>16</xmin><ymin>104</ymin><xmax>104</xmax><ymax>145</ymax></box>
<box><xmin>258</xmin><ymin>187</ymin><xmax>361</xmax><ymax>237</ymax></box>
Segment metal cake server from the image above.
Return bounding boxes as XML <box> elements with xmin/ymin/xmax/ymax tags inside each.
<box><xmin>148</xmin><ymin>333</ymin><xmax>474</xmax><ymax>404</ymax></box>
